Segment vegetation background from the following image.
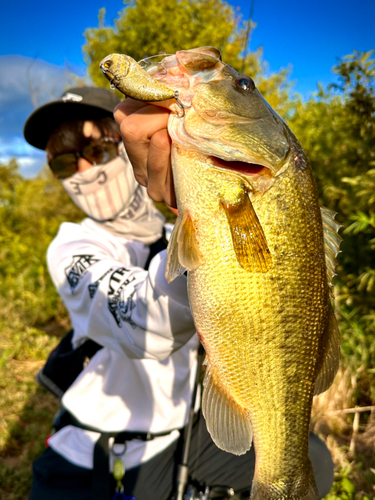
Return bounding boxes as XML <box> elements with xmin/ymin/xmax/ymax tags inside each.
<box><xmin>0</xmin><ymin>0</ymin><xmax>374</xmax><ymax>498</ymax></box>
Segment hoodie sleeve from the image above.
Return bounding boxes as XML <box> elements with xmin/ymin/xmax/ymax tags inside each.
<box><xmin>47</xmin><ymin>222</ymin><xmax>195</xmax><ymax>361</ymax></box>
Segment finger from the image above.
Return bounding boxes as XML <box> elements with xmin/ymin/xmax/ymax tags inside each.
<box><xmin>114</xmin><ymin>98</ymin><xmax>147</xmax><ymax>122</ymax></box>
<box><xmin>114</xmin><ymin>98</ymin><xmax>174</xmax><ymax>122</ymax></box>
<box><xmin>118</xmin><ymin>106</ymin><xmax>170</xmax><ymax>186</ymax></box>
<box><xmin>147</xmin><ymin>129</ymin><xmax>176</xmax><ymax>208</ymax></box>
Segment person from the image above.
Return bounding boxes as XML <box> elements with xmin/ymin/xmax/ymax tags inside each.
<box><xmin>23</xmin><ymin>87</ymin><xmax>334</xmax><ymax>500</ymax></box>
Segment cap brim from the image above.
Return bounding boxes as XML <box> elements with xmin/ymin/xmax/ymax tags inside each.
<box><xmin>24</xmin><ymin>101</ymin><xmax>115</xmax><ymax>151</ymax></box>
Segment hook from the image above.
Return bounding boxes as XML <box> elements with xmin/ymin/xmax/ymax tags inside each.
<box><xmin>173</xmin><ymin>91</ymin><xmax>186</xmax><ymax>118</ymax></box>
<box><xmin>109</xmin><ymin>73</ymin><xmax>121</xmax><ymax>91</ymax></box>
<box><xmin>173</xmin><ymin>91</ymin><xmax>192</xmax><ymax>118</ymax></box>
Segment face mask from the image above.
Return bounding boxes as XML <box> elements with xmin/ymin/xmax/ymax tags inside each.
<box><xmin>62</xmin><ymin>150</ymin><xmax>138</xmax><ymax>222</ymax></box>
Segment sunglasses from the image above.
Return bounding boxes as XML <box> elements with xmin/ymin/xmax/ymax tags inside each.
<box><xmin>49</xmin><ymin>137</ymin><xmax>120</xmax><ymax>179</ymax></box>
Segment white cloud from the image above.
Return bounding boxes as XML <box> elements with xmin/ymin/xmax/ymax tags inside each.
<box><xmin>0</xmin><ymin>55</ymin><xmax>88</xmax><ymax>108</ymax></box>
<box><xmin>18</xmin><ymin>157</ymin><xmax>46</xmax><ymax>177</ymax></box>
<box><xmin>0</xmin><ymin>155</ymin><xmax>46</xmax><ymax>178</ymax></box>
<box><xmin>0</xmin><ymin>55</ymin><xmax>89</xmax><ymax>177</ymax></box>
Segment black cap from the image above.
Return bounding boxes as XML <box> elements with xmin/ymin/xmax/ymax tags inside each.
<box><xmin>23</xmin><ymin>86</ymin><xmax>121</xmax><ymax>150</ymax></box>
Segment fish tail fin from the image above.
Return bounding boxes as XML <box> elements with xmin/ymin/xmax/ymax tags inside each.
<box><xmin>250</xmin><ymin>465</ymin><xmax>319</xmax><ymax>500</ymax></box>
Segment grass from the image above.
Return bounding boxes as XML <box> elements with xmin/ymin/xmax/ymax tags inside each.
<box><xmin>311</xmin><ymin>369</ymin><xmax>375</xmax><ymax>499</ymax></box>
<box><xmin>0</xmin><ymin>324</ymin><xmax>62</xmax><ymax>500</ymax></box>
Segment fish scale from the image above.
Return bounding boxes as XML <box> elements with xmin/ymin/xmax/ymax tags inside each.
<box><xmin>100</xmin><ymin>46</ymin><xmax>342</xmax><ymax>500</ymax></box>
<box><xmin>173</xmin><ymin>150</ymin><xmax>327</xmax><ymax>498</ymax></box>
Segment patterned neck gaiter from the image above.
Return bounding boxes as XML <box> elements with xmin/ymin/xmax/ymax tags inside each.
<box><xmin>62</xmin><ymin>146</ymin><xmax>165</xmax><ymax>244</ymax></box>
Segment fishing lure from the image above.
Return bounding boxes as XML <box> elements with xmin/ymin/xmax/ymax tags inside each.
<box><xmin>100</xmin><ymin>53</ymin><xmax>185</xmax><ymax>115</ymax></box>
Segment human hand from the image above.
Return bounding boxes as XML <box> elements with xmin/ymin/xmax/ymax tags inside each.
<box><xmin>114</xmin><ymin>99</ymin><xmax>176</xmax><ymax>208</ymax></box>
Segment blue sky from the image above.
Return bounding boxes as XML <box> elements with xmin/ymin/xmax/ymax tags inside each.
<box><xmin>1</xmin><ymin>0</ymin><xmax>374</xmax><ymax>177</ymax></box>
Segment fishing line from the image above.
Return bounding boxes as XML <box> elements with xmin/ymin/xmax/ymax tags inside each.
<box><xmin>138</xmin><ymin>52</ymin><xmax>173</xmax><ymax>74</ymax></box>
<box><xmin>241</xmin><ymin>0</ymin><xmax>255</xmax><ymax>74</ymax></box>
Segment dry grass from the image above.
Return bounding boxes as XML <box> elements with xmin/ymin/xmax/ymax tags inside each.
<box><xmin>0</xmin><ymin>326</ymin><xmax>61</xmax><ymax>500</ymax></box>
<box><xmin>311</xmin><ymin>368</ymin><xmax>375</xmax><ymax>499</ymax></box>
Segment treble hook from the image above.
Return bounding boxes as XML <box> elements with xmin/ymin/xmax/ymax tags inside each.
<box><xmin>136</xmin><ymin>56</ymin><xmax>187</xmax><ymax>117</ymax></box>
<box><xmin>172</xmin><ymin>91</ymin><xmax>186</xmax><ymax>118</ymax></box>
<box><xmin>109</xmin><ymin>74</ymin><xmax>121</xmax><ymax>90</ymax></box>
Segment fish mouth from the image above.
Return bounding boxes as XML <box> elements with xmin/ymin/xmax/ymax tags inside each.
<box><xmin>209</xmin><ymin>156</ymin><xmax>274</xmax><ymax>178</ymax></box>
<box><xmin>146</xmin><ymin>50</ymin><xmax>287</xmax><ymax>180</ymax></box>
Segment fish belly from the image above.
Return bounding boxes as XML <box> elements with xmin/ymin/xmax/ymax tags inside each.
<box><xmin>174</xmin><ymin>150</ymin><xmax>327</xmax><ymax>499</ymax></box>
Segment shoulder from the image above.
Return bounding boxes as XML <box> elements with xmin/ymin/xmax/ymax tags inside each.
<box><xmin>46</xmin><ymin>219</ymin><xmax>132</xmax><ymax>268</ymax></box>
<box><xmin>48</xmin><ymin>218</ymin><xmax>131</xmax><ymax>253</ymax></box>
<box><xmin>46</xmin><ymin>219</ymin><xmax>151</xmax><ymax>282</ymax></box>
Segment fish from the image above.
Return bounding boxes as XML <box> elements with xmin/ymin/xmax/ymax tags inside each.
<box><xmin>100</xmin><ymin>47</ymin><xmax>342</xmax><ymax>500</ymax></box>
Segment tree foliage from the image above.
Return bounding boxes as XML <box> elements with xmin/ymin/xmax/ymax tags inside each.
<box><xmin>288</xmin><ymin>51</ymin><xmax>375</xmax><ymax>390</ymax></box>
<box><xmin>83</xmin><ymin>0</ymin><xmax>292</xmax><ymax>116</ymax></box>
<box><xmin>0</xmin><ymin>160</ymin><xmax>84</xmax><ymax>329</ymax></box>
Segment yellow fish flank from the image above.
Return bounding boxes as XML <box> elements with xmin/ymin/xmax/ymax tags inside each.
<box><xmin>101</xmin><ymin>47</ymin><xmax>342</xmax><ymax>500</ymax></box>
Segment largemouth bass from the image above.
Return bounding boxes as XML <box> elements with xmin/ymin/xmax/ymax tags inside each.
<box><xmin>100</xmin><ymin>47</ymin><xmax>342</xmax><ymax>500</ymax></box>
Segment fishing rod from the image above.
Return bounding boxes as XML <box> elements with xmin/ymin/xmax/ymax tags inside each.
<box><xmin>174</xmin><ymin>343</ymin><xmax>205</xmax><ymax>500</ymax></box>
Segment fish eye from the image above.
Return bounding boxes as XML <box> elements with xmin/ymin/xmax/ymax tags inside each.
<box><xmin>235</xmin><ymin>76</ymin><xmax>255</xmax><ymax>92</ymax></box>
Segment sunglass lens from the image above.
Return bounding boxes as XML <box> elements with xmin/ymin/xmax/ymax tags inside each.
<box><xmin>49</xmin><ymin>154</ymin><xmax>78</xmax><ymax>179</ymax></box>
<box><xmin>83</xmin><ymin>143</ymin><xmax>118</xmax><ymax>165</ymax></box>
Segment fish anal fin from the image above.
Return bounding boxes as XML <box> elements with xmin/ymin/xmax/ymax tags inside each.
<box><xmin>314</xmin><ymin>303</ymin><xmax>341</xmax><ymax>396</ymax></box>
<box><xmin>165</xmin><ymin>216</ymin><xmax>187</xmax><ymax>283</ymax></box>
<box><xmin>177</xmin><ymin>211</ymin><xmax>205</xmax><ymax>272</ymax></box>
<box><xmin>221</xmin><ymin>191</ymin><xmax>272</xmax><ymax>273</ymax></box>
<box><xmin>202</xmin><ymin>362</ymin><xmax>252</xmax><ymax>455</ymax></box>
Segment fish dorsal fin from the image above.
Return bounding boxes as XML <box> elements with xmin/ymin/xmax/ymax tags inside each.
<box><xmin>202</xmin><ymin>361</ymin><xmax>253</xmax><ymax>455</ymax></box>
<box><xmin>314</xmin><ymin>302</ymin><xmax>341</xmax><ymax>395</ymax></box>
<box><xmin>320</xmin><ymin>207</ymin><xmax>342</xmax><ymax>287</ymax></box>
<box><xmin>314</xmin><ymin>208</ymin><xmax>342</xmax><ymax>395</ymax></box>
<box><xmin>221</xmin><ymin>191</ymin><xmax>272</xmax><ymax>273</ymax></box>
<box><xmin>165</xmin><ymin>211</ymin><xmax>205</xmax><ymax>283</ymax></box>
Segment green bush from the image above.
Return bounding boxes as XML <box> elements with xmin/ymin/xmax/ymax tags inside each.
<box><xmin>288</xmin><ymin>51</ymin><xmax>375</xmax><ymax>388</ymax></box>
<box><xmin>0</xmin><ymin>160</ymin><xmax>84</xmax><ymax>330</ymax></box>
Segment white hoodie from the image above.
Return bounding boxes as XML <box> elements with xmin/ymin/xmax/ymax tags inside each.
<box><xmin>46</xmin><ymin>216</ymin><xmax>198</xmax><ymax>471</ymax></box>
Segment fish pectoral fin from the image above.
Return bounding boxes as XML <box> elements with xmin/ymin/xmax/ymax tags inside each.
<box><xmin>177</xmin><ymin>211</ymin><xmax>205</xmax><ymax>271</ymax></box>
<box><xmin>165</xmin><ymin>211</ymin><xmax>205</xmax><ymax>283</ymax></box>
<box><xmin>221</xmin><ymin>191</ymin><xmax>272</xmax><ymax>273</ymax></box>
<box><xmin>314</xmin><ymin>302</ymin><xmax>341</xmax><ymax>396</ymax></box>
<box><xmin>202</xmin><ymin>363</ymin><xmax>252</xmax><ymax>456</ymax></box>
<box><xmin>165</xmin><ymin>215</ymin><xmax>187</xmax><ymax>283</ymax></box>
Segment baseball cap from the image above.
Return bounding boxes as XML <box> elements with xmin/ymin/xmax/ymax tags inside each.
<box><xmin>24</xmin><ymin>86</ymin><xmax>122</xmax><ymax>150</ymax></box>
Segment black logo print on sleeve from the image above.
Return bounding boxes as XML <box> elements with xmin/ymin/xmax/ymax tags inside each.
<box><xmin>65</xmin><ymin>255</ymin><xmax>99</xmax><ymax>292</ymax></box>
<box><xmin>107</xmin><ymin>268</ymin><xmax>137</xmax><ymax>328</ymax></box>
<box><xmin>88</xmin><ymin>268</ymin><xmax>114</xmax><ymax>299</ymax></box>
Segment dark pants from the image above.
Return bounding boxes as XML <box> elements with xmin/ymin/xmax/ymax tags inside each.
<box><xmin>29</xmin><ymin>413</ymin><xmax>334</xmax><ymax>500</ymax></box>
